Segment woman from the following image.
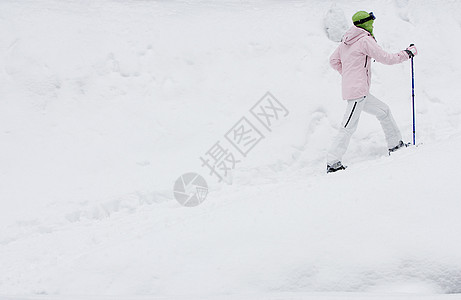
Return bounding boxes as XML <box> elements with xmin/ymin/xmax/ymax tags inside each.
<box><xmin>327</xmin><ymin>11</ymin><xmax>417</xmax><ymax>173</ymax></box>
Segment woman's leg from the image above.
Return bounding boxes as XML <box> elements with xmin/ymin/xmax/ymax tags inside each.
<box><xmin>327</xmin><ymin>96</ymin><xmax>366</xmax><ymax>165</ymax></box>
<box><xmin>363</xmin><ymin>94</ymin><xmax>402</xmax><ymax>149</ymax></box>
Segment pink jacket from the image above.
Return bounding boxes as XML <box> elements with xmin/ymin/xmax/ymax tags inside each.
<box><xmin>330</xmin><ymin>26</ymin><xmax>409</xmax><ymax>100</ymax></box>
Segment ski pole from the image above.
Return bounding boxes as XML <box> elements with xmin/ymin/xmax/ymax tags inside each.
<box><xmin>410</xmin><ymin>43</ymin><xmax>415</xmax><ymax>145</ymax></box>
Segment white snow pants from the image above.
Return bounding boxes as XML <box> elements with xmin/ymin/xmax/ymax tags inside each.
<box><xmin>327</xmin><ymin>94</ymin><xmax>402</xmax><ymax>165</ymax></box>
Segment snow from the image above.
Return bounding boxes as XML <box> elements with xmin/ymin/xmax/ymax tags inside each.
<box><xmin>1</xmin><ymin>0</ymin><xmax>461</xmax><ymax>299</ymax></box>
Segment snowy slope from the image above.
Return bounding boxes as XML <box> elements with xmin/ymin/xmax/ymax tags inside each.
<box><xmin>1</xmin><ymin>0</ymin><xmax>461</xmax><ymax>299</ymax></box>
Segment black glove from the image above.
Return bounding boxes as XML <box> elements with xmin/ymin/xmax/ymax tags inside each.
<box><xmin>405</xmin><ymin>44</ymin><xmax>417</xmax><ymax>58</ymax></box>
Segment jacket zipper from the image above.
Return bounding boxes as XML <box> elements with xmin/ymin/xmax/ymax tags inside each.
<box><xmin>364</xmin><ymin>55</ymin><xmax>368</xmax><ymax>68</ymax></box>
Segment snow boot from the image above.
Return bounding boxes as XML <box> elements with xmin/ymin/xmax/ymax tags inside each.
<box><xmin>388</xmin><ymin>140</ymin><xmax>410</xmax><ymax>154</ymax></box>
<box><xmin>327</xmin><ymin>161</ymin><xmax>347</xmax><ymax>173</ymax></box>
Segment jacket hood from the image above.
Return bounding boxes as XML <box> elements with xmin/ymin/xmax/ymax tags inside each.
<box><xmin>342</xmin><ymin>26</ymin><xmax>371</xmax><ymax>45</ymax></box>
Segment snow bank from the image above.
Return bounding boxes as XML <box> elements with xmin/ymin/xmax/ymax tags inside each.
<box><xmin>0</xmin><ymin>0</ymin><xmax>461</xmax><ymax>298</ymax></box>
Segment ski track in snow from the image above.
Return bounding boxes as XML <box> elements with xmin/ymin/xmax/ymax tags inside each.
<box><xmin>0</xmin><ymin>0</ymin><xmax>461</xmax><ymax>298</ymax></box>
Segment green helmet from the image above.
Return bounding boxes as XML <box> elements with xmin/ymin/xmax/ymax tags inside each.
<box><xmin>352</xmin><ymin>11</ymin><xmax>375</xmax><ymax>36</ymax></box>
